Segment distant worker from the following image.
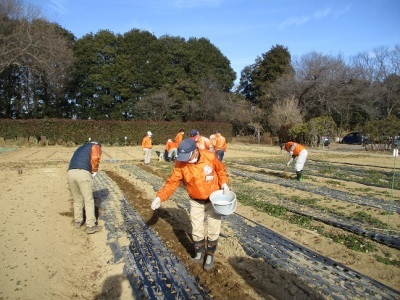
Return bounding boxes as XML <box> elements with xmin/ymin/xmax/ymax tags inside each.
<box><xmin>165</xmin><ymin>138</ymin><xmax>178</xmax><ymax>162</ymax></box>
<box><xmin>67</xmin><ymin>141</ymin><xmax>102</xmax><ymax>234</ymax></box>
<box><xmin>209</xmin><ymin>133</ymin><xmax>216</xmax><ymax>144</ymax></box>
<box><xmin>212</xmin><ymin>130</ymin><xmax>227</xmax><ymax>161</ymax></box>
<box><xmin>174</xmin><ymin>129</ymin><xmax>185</xmax><ymax>145</ymax></box>
<box><xmin>280</xmin><ymin>141</ymin><xmax>308</xmax><ymax>181</ymax></box>
<box><xmin>142</xmin><ymin>131</ymin><xmax>153</xmax><ymax>165</ymax></box>
<box><xmin>150</xmin><ymin>138</ymin><xmax>229</xmax><ymax>271</ymax></box>
<box><xmin>189</xmin><ymin>129</ymin><xmax>213</xmax><ymax>151</ymax></box>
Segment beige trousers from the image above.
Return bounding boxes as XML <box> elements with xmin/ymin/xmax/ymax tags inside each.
<box><xmin>144</xmin><ymin>148</ymin><xmax>152</xmax><ymax>164</ymax></box>
<box><xmin>190</xmin><ymin>199</ymin><xmax>221</xmax><ymax>242</ymax></box>
<box><xmin>67</xmin><ymin>169</ymin><xmax>96</xmax><ymax>227</ymax></box>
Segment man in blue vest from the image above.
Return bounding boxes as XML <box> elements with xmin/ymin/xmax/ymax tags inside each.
<box><xmin>67</xmin><ymin>141</ymin><xmax>102</xmax><ymax>234</ymax></box>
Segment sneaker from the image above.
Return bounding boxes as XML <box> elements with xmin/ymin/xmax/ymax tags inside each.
<box><xmin>86</xmin><ymin>225</ymin><xmax>102</xmax><ymax>234</ymax></box>
<box><xmin>75</xmin><ymin>221</ymin><xmax>83</xmax><ymax>229</ymax></box>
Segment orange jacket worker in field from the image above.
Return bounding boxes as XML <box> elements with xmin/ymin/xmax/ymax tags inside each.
<box><xmin>281</xmin><ymin>141</ymin><xmax>308</xmax><ymax>181</ymax></box>
<box><xmin>174</xmin><ymin>129</ymin><xmax>185</xmax><ymax>145</ymax></box>
<box><xmin>141</xmin><ymin>131</ymin><xmax>153</xmax><ymax>164</ymax></box>
<box><xmin>67</xmin><ymin>141</ymin><xmax>102</xmax><ymax>234</ymax></box>
<box><xmin>189</xmin><ymin>129</ymin><xmax>213</xmax><ymax>151</ymax></box>
<box><xmin>165</xmin><ymin>138</ymin><xmax>178</xmax><ymax>162</ymax></box>
<box><xmin>151</xmin><ymin>138</ymin><xmax>229</xmax><ymax>271</ymax></box>
<box><xmin>212</xmin><ymin>130</ymin><xmax>227</xmax><ymax>161</ymax></box>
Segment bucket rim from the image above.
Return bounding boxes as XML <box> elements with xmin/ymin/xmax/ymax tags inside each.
<box><xmin>209</xmin><ymin>190</ymin><xmax>237</xmax><ymax>216</ymax></box>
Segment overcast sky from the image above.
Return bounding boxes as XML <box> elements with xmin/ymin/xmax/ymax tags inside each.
<box><xmin>31</xmin><ymin>0</ymin><xmax>400</xmax><ymax>84</ymax></box>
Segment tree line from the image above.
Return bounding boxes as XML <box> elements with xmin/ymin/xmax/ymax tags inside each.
<box><xmin>1</xmin><ymin>0</ymin><xmax>399</xmax><ymax>142</ymax></box>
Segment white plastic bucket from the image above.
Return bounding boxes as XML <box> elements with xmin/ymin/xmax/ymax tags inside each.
<box><xmin>209</xmin><ymin>190</ymin><xmax>237</xmax><ymax>216</ymax></box>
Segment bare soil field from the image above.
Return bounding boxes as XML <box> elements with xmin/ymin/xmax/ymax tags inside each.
<box><xmin>0</xmin><ymin>142</ymin><xmax>399</xmax><ymax>299</ymax></box>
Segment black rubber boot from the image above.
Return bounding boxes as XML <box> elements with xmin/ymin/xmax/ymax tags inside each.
<box><xmin>204</xmin><ymin>239</ymin><xmax>218</xmax><ymax>271</ymax></box>
<box><xmin>191</xmin><ymin>239</ymin><xmax>205</xmax><ymax>264</ymax></box>
<box><xmin>296</xmin><ymin>170</ymin><xmax>303</xmax><ymax>181</ymax></box>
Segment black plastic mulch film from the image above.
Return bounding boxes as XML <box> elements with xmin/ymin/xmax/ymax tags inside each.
<box><xmin>94</xmin><ymin>172</ymin><xmax>210</xmax><ymax>300</ymax></box>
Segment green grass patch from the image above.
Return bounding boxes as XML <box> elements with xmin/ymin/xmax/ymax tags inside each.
<box><xmin>288</xmin><ymin>214</ymin><xmax>313</xmax><ymax>226</ymax></box>
<box><xmin>374</xmin><ymin>253</ymin><xmax>400</xmax><ymax>266</ymax></box>
<box><xmin>350</xmin><ymin>211</ymin><xmax>387</xmax><ymax>227</ymax></box>
<box><xmin>318</xmin><ymin>165</ymin><xmax>336</xmax><ymax>175</ymax></box>
<box><xmin>287</xmin><ymin>196</ymin><xmax>318</xmax><ymax>206</ymax></box>
<box><xmin>325</xmin><ymin>179</ymin><xmax>344</xmax><ymax>186</ymax></box>
<box><xmin>235</xmin><ymin>191</ymin><xmax>287</xmax><ymax>217</ymax></box>
<box><xmin>325</xmin><ymin>233</ymin><xmax>376</xmax><ymax>253</ymax></box>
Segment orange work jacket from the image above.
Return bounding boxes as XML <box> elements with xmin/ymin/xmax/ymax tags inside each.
<box><xmin>166</xmin><ymin>141</ymin><xmax>178</xmax><ymax>151</ymax></box>
<box><xmin>197</xmin><ymin>135</ymin><xmax>212</xmax><ymax>150</ymax></box>
<box><xmin>174</xmin><ymin>132</ymin><xmax>184</xmax><ymax>145</ymax></box>
<box><xmin>91</xmin><ymin>144</ymin><xmax>102</xmax><ymax>172</ymax></box>
<box><xmin>156</xmin><ymin>149</ymin><xmax>228</xmax><ymax>201</ymax></box>
<box><xmin>142</xmin><ymin>136</ymin><xmax>152</xmax><ymax>149</ymax></box>
<box><xmin>283</xmin><ymin>142</ymin><xmax>305</xmax><ymax>157</ymax></box>
<box><xmin>212</xmin><ymin>134</ymin><xmax>227</xmax><ymax>152</ymax></box>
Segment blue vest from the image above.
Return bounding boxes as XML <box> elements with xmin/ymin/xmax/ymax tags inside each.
<box><xmin>68</xmin><ymin>143</ymin><xmax>94</xmax><ymax>172</ymax></box>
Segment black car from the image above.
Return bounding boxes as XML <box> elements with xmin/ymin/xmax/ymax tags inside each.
<box><xmin>341</xmin><ymin>132</ymin><xmax>368</xmax><ymax>145</ymax></box>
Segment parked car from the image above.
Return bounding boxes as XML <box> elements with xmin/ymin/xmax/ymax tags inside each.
<box><xmin>341</xmin><ymin>131</ymin><xmax>369</xmax><ymax>145</ymax></box>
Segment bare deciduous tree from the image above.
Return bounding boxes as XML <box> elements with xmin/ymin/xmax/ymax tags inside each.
<box><xmin>135</xmin><ymin>89</ymin><xmax>176</xmax><ymax>121</ymax></box>
<box><xmin>267</xmin><ymin>95</ymin><xmax>303</xmax><ymax>141</ymax></box>
<box><xmin>0</xmin><ymin>0</ymin><xmax>74</xmax><ymax>118</ymax></box>
<box><xmin>0</xmin><ymin>0</ymin><xmax>42</xmax><ymax>73</ymax></box>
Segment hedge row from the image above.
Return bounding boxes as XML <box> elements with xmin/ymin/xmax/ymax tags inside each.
<box><xmin>0</xmin><ymin>119</ymin><xmax>232</xmax><ymax>146</ymax></box>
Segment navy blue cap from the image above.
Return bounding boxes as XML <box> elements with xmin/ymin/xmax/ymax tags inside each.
<box><xmin>177</xmin><ymin>138</ymin><xmax>197</xmax><ymax>161</ymax></box>
<box><xmin>190</xmin><ymin>129</ymin><xmax>199</xmax><ymax>137</ymax></box>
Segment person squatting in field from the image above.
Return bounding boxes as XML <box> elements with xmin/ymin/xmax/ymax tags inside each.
<box><xmin>165</xmin><ymin>138</ymin><xmax>178</xmax><ymax>162</ymax></box>
<box><xmin>281</xmin><ymin>141</ymin><xmax>308</xmax><ymax>181</ymax></box>
<box><xmin>151</xmin><ymin>138</ymin><xmax>230</xmax><ymax>271</ymax></box>
<box><xmin>67</xmin><ymin>141</ymin><xmax>102</xmax><ymax>234</ymax></box>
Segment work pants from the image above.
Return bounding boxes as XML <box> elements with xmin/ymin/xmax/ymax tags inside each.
<box><xmin>190</xmin><ymin>199</ymin><xmax>221</xmax><ymax>243</ymax></box>
<box><xmin>168</xmin><ymin>148</ymin><xmax>177</xmax><ymax>160</ymax></box>
<box><xmin>144</xmin><ymin>148</ymin><xmax>152</xmax><ymax>164</ymax></box>
<box><xmin>215</xmin><ymin>150</ymin><xmax>225</xmax><ymax>161</ymax></box>
<box><xmin>294</xmin><ymin>149</ymin><xmax>308</xmax><ymax>172</ymax></box>
<box><xmin>67</xmin><ymin>169</ymin><xmax>96</xmax><ymax>227</ymax></box>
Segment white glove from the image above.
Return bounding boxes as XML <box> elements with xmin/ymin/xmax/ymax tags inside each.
<box><xmin>221</xmin><ymin>183</ymin><xmax>229</xmax><ymax>192</ymax></box>
<box><xmin>151</xmin><ymin>197</ymin><xmax>161</xmax><ymax>210</ymax></box>
<box><xmin>289</xmin><ymin>151</ymin><xmax>293</xmax><ymax>156</ymax></box>
<box><xmin>92</xmin><ymin>172</ymin><xmax>97</xmax><ymax>179</ymax></box>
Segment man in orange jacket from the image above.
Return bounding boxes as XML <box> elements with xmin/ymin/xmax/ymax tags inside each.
<box><xmin>151</xmin><ymin>138</ymin><xmax>229</xmax><ymax>271</ymax></box>
<box><xmin>212</xmin><ymin>130</ymin><xmax>227</xmax><ymax>161</ymax></box>
<box><xmin>174</xmin><ymin>129</ymin><xmax>185</xmax><ymax>145</ymax></box>
<box><xmin>189</xmin><ymin>129</ymin><xmax>213</xmax><ymax>151</ymax></box>
<box><xmin>281</xmin><ymin>141</ymin><xmax>308</xmax><ymax>181</ymax></box>
<box><xmin>141</xmin><ymin>131</ymin><xmax>153</xmax><ymax>164</ymax></box>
